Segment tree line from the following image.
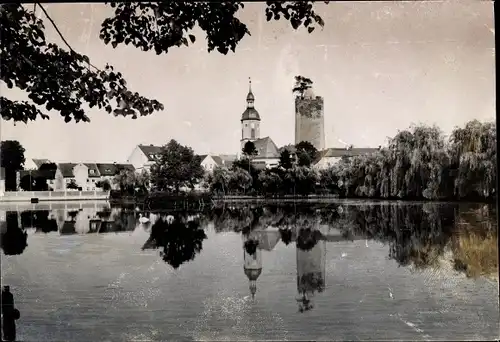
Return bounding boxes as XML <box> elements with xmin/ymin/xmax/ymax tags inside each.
<box><xmin>206</xmin><ymin>119</ymin><xmax>496</xmax><ymax>202</ymax></box>
<box><xmin>2</xmin><ymin>119</ymin><xmax>495</xmax><ymax>202</ymax></box>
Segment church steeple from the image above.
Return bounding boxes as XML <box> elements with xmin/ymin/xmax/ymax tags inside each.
<box><xmin>246</xmin><ymin>77</ymin><xmax>255</xmax><ymax>107</ymax></box>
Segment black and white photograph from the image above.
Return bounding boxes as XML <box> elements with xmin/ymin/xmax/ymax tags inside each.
<box><xmin>0</xmin><ymin>1</ymin><xmax>498</xmax><ymax>341</ymax></box>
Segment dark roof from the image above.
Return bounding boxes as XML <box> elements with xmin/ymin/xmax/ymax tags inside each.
<box><xmin>0</xmin><ymin>167</ymin><xmax>5</xmax><ymax>180</ymax></box>
<box><xmin>19</xmin><ymin>169</ymin><xmax>57</xmax><ymax>180</ymax></box>
<box><xmin>33</xmin><ymin>159</ymin><xmax>51</xmax><ymax>169</ymax></box>
<box><xmin>241</xmin><ymin>107</ymin><xmax>261</xmax><ymax>121</ymax></box>
<box><xmin>253</xmin><ymin>137</ymin><xmax>280</xmax><ymax>158</ymax></box>
<box><xmin>246</xmin><ymin>91</ymin><xmax>255</xmax><ymax>102</ymax></box>
<box><xmin>314</xmin><ymin>147</ymin><xmax>379</xmax><ymax>164</ymax></box>
<box><xmin>137</xmin><ymin>144</ymin><xmax>163</xmax><ymax>161</ymax></box>
<box><xmin>96</xmin><ymin>163</ymin><xmax>135</xmax><ymax>176</ymax></box>
<box><xmin>198</xmin><ymin>155</ymin><xmax>208</xmax><ymax>161</ymax></box>
<box><xmin>211</xmin><ymin>156</ymin><xmax>223</xmax><ymax>166</ymax></box>
<box><xmin>57</xmin><ymin>163</ymin><xmax>77</xmax><ymax>178</ymax></box>
<box><xmin>84</xmin><ymin>163</ymin><xmax>101</xmax><ymax>178</ymax></box>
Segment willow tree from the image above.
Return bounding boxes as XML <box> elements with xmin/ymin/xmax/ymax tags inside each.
<box><xmin>449</xmin><ymin>120</ymin><xmax>496</xmax><ymax>200</ymax></box>
<box><xmin>387</xmin><ymin>124</ymin><xmax>450</xmax><ymax>200</ymax></box>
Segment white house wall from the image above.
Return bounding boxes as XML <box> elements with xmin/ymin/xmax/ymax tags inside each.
<box><xmin>201</xmin><ymin>156</ymin><xmax>219</xmax><ymax>172</ymax></box>
<box><xmin>73</xmin><ymin>164</ymin><xmax>89</xmax><ymax>189</ymax></box>
<box><xmin>127</xmin><ymin>146</ymin><xmax>150</xmax><ymax>170</ymax></box>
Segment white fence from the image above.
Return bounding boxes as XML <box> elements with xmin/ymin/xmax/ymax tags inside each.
<box><xmin>0</xmin><ymin>190</ymin><xmax>110</xmax><ymax>202</ymax></box>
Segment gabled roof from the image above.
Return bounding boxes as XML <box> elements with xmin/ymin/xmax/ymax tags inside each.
<box><xmin>84</xmin><ymin>163</ymin><xmax>101</xmax><ymax>178</ymax></box>
<box><xmin>57</xmin><ymin>163</ymin><xmax>77</xmax><ymax>178</ymax></box>
<box><xmin>96</xmin><ymin>163</ymin><xmax>135</xmax><ymax>176</ymax></box>
<box><xmin>315</xmin><ymin>147</ymin><xmax>379</xmax><ymax>164</ymax></box>
<box><xmin>252</xmin><ymin>137</ymin><xmax>280</xmax><ymax>159</ymax></box>
<box><xmin>137</xmin><ymin>144</ymin><xmax>163</xmax><ymax>161</ymax></box>
<box><xmin>33</xmin><ymin>159</ymin><xmax>51</xmax><ymax>169</ymax></box>
<box><xmin>211</xmin><ymin>156</ymin><xmax>223</xmax><ymax>166</ymax></box>
<box><xmin>198</xmin><ymin>155</ymin><xmax>208</xmax><ymax>162</ymax></box>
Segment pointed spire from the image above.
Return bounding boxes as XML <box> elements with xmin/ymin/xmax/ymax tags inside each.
<box><xmin>246</xmin><ymin>77</ymin><xmax>255</xmax><ymax>104</ymax></box>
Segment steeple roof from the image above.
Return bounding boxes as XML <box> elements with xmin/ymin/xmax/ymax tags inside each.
<box><xmin>246</xmin><ymin>77</ymin><xmax>255</xmax><ymax>101</ymax></box>
<box><xmin>241</xmin><ymin>77</ymin><xmax>260</xmax><ymax>121</ymax></box>
<box><xmin>244</xmin><ymin>267</ymin><xmax>262</xmax><ymax>281</ymax></box>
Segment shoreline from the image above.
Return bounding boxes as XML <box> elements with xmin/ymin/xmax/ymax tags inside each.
<box><xmin>111</xmin><ymin>193</ymin><xmax>496</xmax><ymax>206</ymax></box>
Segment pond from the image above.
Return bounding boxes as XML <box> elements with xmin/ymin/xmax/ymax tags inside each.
<box><xmin>0</xmin><ymin>200</ymin><xmax>498</xmax><ymax>341</ymax></box>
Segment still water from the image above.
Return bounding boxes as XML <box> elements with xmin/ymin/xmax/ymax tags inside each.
<box><xmin>1</xmin><ymin>200</ymin><xmax>498</xmax><ymax>341</ymax></box>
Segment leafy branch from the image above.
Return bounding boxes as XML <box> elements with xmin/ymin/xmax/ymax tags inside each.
<box><xmin>0</xmin><ymin>4</ymin><xmax>164</xmax><ymax>123</ymax></box>
<box><xmin>99</xmin><ymin>2</ymin><xmax>328</xmax><ymax>55</ymax></box>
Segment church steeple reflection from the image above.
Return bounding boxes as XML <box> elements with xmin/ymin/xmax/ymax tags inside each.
<box><xmin>242</xmin><ymin>233</ymin><xmax>262</xmax><ymax>299</ymax></box>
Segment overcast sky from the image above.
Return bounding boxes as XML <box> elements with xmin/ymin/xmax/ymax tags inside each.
<box><xmin>0</xmin><ymin>1</ymin><xmax>495</xmax><ymax>163</ymax></box>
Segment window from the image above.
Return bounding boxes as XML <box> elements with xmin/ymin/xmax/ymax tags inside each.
<box><xmin>89</xmin><ymin>169</ymin><xmax>95</xmax><ymax>175</ymax></box>
<box><xmin>251</xmin><ymin>128</ymin><xmax>255</xmax><ymax>139</ymax></box>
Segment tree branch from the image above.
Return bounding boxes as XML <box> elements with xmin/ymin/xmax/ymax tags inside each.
<box><xmin>35</xmin><ymin>3</ymin><xmax>101</xmax><ymax>72</ymax></box>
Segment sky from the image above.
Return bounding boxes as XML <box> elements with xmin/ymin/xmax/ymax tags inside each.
<box><xmin>0</xmin><ymin>1</ymin><xmax>495</xmax><ymax>163</ymax></box>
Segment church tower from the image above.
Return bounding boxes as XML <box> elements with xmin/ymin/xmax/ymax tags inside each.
<box><xmin>240</xmin><ymin>78</ymin><xmax>261</xmax><ymax>151</ymax></box>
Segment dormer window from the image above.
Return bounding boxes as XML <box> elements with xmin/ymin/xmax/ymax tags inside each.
<box><xmin>89</xmin><ymin>170</ymin><xmax>95</xmax><ymax>175</ymax></box>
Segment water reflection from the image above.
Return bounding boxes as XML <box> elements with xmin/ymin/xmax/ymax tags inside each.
<box><xmin>142</xmin><ymin>213</ymin><xmax>208</xmax><ymax>269</ymax></box>
<box><xmin>1</xmin><ymin>212</ymin><xmax>27</xmax><ymax>255</ymax></box>
<box><xmin>1</xmin><ymin>202</ymin><xmax>497</xmax><ymax>283</ymax></box>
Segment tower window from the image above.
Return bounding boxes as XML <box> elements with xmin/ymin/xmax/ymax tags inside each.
<box><xmin>251</xmin><ymin>128</ymin><xmax>255</xmax><ymax>139</ymax></box>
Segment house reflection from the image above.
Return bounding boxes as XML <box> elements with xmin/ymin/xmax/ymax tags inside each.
<box><xmin>6</xmin><ymin>203</ymin><xmax>142</xmax><ymax>236</ymax></box>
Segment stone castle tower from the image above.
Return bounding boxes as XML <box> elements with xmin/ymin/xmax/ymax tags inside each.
<box><xmin>294</xmin><ymin>87</ymin><xmax>325</xmax><ymax>151</ymax></box>
<box><xmin>240</xmin><ymin>78</ymin><xmax>261</xmax><ymax>151</ymax></box>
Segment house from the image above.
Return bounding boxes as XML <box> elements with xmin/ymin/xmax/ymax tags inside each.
<box><xmin>127</xmin><ymin>144</ymin><xmax>163</xmax><ymax>172</ymax></box>
<box><xmin>0</xmin><ymin>167</ymin><xmax>5</xmax><ymax>195</ymax></box>
<box><xmin>57</xmin><ymin>163</ymin><xmax>92</xmax><ymax>190</ymax></box>
<box><xmin>219</xmin><ymin>154</ymin><xmax>237</xmax><ymax>169</ymax></box>
<box><xmin>17</xmin><ymin>169</ymin><xmax>57</xmax><ymax>191</ymax></box>
<box><xmin>200</xmin><ymin>155</ymin><xmax>220</xmax><ymax>172</ymax></box>
<box><xmin>96</xmin><ymin>163</ymin><xmax>135</xmax><ymax>189</ymax></box>
<box><xmin>313</xmin><ymin>147</ymin><xmax>379</xmax><ymax>170</ymax></box>
<box><xmin>85</xmin><ymin>163</ymin><xmax>101</xmax><ymax>189</ymax></box>
<box><xmin>249</xmin><ymin>137</ymin><xmax>280</xmax><ymax>169</ymax></box>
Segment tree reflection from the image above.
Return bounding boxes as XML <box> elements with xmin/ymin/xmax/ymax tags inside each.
<box><xmin>209</xmin><ymin>202</ymin><xmax>497</xmax><ymax>279</ymax></box>
<box><xmin>1</xmin><ymin>212</ymin><xmax>27</xmax><ymax>255</ymax></box>
<box><xmin>20</xmin><ymin>211</ymin><xmax>58</xmax><ymax>233</ymax></box>
<box><xmin>142</xmin><ymin>214</ymin><xmax>207</xmax><ymax>269</ymax></box>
